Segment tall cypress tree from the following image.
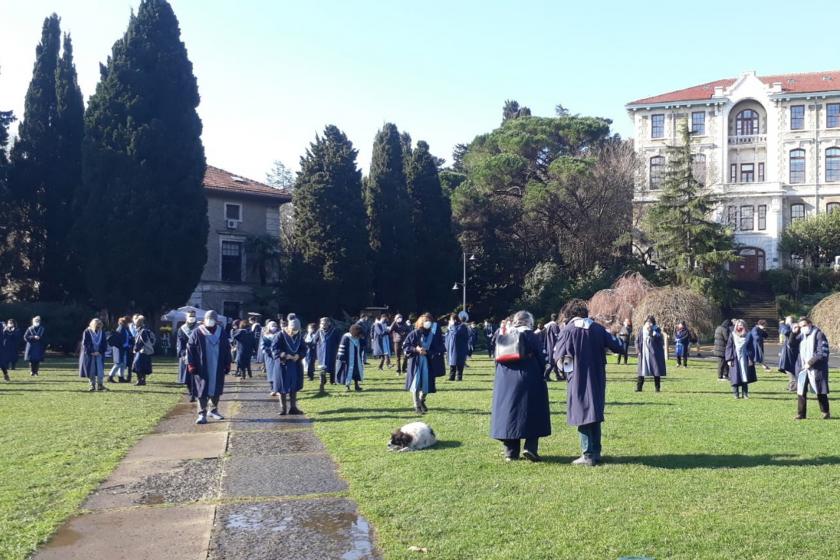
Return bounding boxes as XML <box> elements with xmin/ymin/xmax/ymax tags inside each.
<box><xmin>80</xmin><ymin>0</ymin><xmax>207</xmax><ymax>315</ymax></box>
<box><xmin>406</xmin><ymin>141</ymin><xmax>459</xmax><ymax>312</ymax></box>
<box><xmin>292</xmin><ymin>125</ymin><xmax>370</xmax><ymax>315</ymax></box>
<box><xmin>365</xmin><ymin>123</ymin><xmax>414</xmax><ymax>310</ymax></box>
<box><xmin>0</xmin><ymin>108</ymin><xmax>16</xmax><ymax>298</ymax></box>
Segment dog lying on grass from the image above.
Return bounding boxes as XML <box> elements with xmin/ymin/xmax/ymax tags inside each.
<box><xmin>388</xmin><ymin>422</ymin><xmax>437</xmax><ymax>452</ymax></box>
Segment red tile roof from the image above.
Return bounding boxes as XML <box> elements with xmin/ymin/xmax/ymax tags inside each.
<box><xmin>628</xmin><ymin>70</ymin><xmax>840</xmax><ymax>106</ymax></box>
<box><xmin>203</xmin><ymin>165</ymin><xmax>291</xmax><ymax>202</ymax></box>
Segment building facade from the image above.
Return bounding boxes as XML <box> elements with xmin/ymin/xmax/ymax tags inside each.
<box><xmin>187</xmin><ymin>166</ymin><xmax>291</xmax><ymax>319</ymax></box>
<box><xmin>627</xmin><ymin>70</ymin><xmax>840</xmax><ymax>281</ymax></box>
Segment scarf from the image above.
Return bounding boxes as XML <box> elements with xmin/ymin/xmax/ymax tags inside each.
<box><xmin>342</xmin><ymin>335</ymin><xmax>364</xmax><ymax>385</ymax></box>
<box><xmin>200</xmin><ymin>325</ymin><xmax>222</xmax><ymax>395</ymax></box>
<box><xmin>410</xmin><ymin>324</ymin><xmax>437</xmax><ymax>394</ymax></box>
<box><xmin>641</xmin><ymin>325</ymin><xmax>654</xmax><ymax>375</ymax></box>
<box><xmin>732</xmin><ymin>332</ymin><xmax>749</xmax><ymax>383</ymax></box>
<box><xmin>90</xmin><ymin>328</ymin><xmax>103</xmax><ymax>348</ymax></box>
<box><xmin>797</xmin><ymin>330</ymin><xmax>817</xmax><ymax>395</ymax></box>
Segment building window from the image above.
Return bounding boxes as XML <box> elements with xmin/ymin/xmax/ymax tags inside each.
<box><xmin>740</xmin><ymin>205</ymin><xmax>754</xmax><ymax>231</ymax></box>
<box><xmin>791</xmin><ymin>203</ymin><xmax>805</xmax><ymax>223</ymax></box>
<box><xmin>758</xmin><ymin>162</ymin><xmax>765</xmax><ymax>182</ymax></box>
<box><xmin>729</xmin><ymin>163</ymin><xmax>737</xmax><ymax>183</ymax></box>
<box><xmin>758</xmin><ymin>205</ymin><xmax>767</xmax><ymax>230</ymax></box>
<box><xmin>828</xmin><ymin>202</ymin><xmax>840</xmax><ymax>214</ymax></box>
<box><xmin>691</xmin><ymin>112</ymin><xmax>706</xmax><ymax>135</ymax></box>
<box><xmin>790</xmin><ymin>105</ymin><xmax>805</xmax><ymax>130</ymax></box>
<box><xmin>221</xmin><ymin>240</ymin><xmax>243</xmax><ymax>282</ymax></box>
<box><xmin>827</xmin><ymin>103</ymin><xmax>840</xmax><ymax>128</ymax></box>
<box><xmin>790</xmin><ymin>149</ymin><xmax>806</xmax><ymax>184</ymax></box>
<box><xmin>735</xmin><ymin>109</ymin><xmax>759</xmax><ymax>136</ymax></box>
<box><xmin>826</xmin><ymin>147</ymin><xmax>840</xmax><ymax>182</ymax></box>
<box><xmin>222</xmin><ymin>301</ymin><xmax>241</xmax><ymax>321</ymax></box>
<box><xmin>726</xmin><ymin>206</ymin><xmax>738</xmax><ymax>229</ymax></box>
<box><xmin>740</xmin><ymin>163</ymin><xmax>755</xmax><ymax>183</ymax></box>
<box><xmin>649</xmin><ymin>156</ymin><xmax>664</xmax><ymax>189</ymax></box>
<box><xmin>651</xmin><ymin>114</ymin><xmax>665</xmax><ymax>139</ymax></box>
<box><xmin>224</xmin><ymin>203</ymin><xmax>242</xmax><ymax>221</ymax></box>
<box><xmin>692</xmin><ymin>154</ymin><xmax>707</xmax><ymax>185</ymax></box>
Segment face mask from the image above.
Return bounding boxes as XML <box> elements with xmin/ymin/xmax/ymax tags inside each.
<box><xmin>33</xmin><ymin>321</ymin><xmax>41</xmax><ymax>327</ymax></box>
<box><xmin>448</xmin><ymin>320</ymin><xmax>454</xmax><ymax>327</ymax></box>
<box><xmin>6</xmin><ymin>324</ymin><xmax>12</xmax><ymax>330</ymax></box>
<box><xmin>801</xmin><ymin>326</ymin><xmax>811</xmax><ymax>335</ymax></box>
<box><xmin>396</xmin><ymin>318</ymin><xmax>402</xmax><ymax>323</ymax></box>
<box><xmin>205</xmin><ymin>318</ymin><xmax>217</xmax><ymax>328</ymax></box>
<box><xmin>423</xmin><ymin>321</ymin><xmax>432</xmax><ymax>330</ymax></box>
<box><xmin>269</xmin><ymin>326</ymin><xmax>278</xmax><ymax>333</ymax></box>
<box><xmin>187</xmin><ymin>317</ymin><xmax>196</xmax><ymax>325</ymax></box>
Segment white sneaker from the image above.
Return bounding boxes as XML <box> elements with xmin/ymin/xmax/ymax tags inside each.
<box><xmin>195</xmin><ymin>414</ymin><xmax>207</xmax><ymax>425</ymax></box>
<box><xmin>208</xmin><ymin>409</ymin><xmax>224</xmax><ymax>420</ymax></box>
<box><xmin>572</xmin><ymin>455</ymin><xmax>596</xmax><ymax>466</ymax></box>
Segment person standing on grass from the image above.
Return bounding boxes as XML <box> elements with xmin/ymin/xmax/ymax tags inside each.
<box><xmin>232</xmin><ymin>320</ymin><xmax>255</xmax><ymax>379</ymax></box>
<box><xmin>636</xmin><ymin>315</ymin><xmax>666</xmax><ymax>392</ymax></box>
<box><xmin>725</xmin><ymin>319</ymin><xmax>757</xmax><ymax>399</ymax></box>
<box><xmin>1</xmin><ymin>320</ymin><xmax>19</xmax><ymax>381</ymax></box>
<box><xmin>674</xmin><ymin>321</ymin><xmax>690</xmax><ymax>368</ymax></box>
<box><xmin>789</xmin><ymin>317</ymin><xmax>831</xmax><ymax>420</ymax></box>
<box><xmin>176</xmin><ymin>311</ymin><xmax>199</xmax><ymax>402</ymax></box>
<box><xmin>272</xmin><ymin>315</ymin><xmax>307</xmax><ymax>415</ymax></box>
<box><xmin>107</xmin><ymin>316</ymin><xmax>133</xmax><ymax>384</ymax></box>
<box><xmin>490</xmin><ymin>310</ymin><xmax>551</xmax><ymax>463</ymax></box>
<box><xmin>131</xmin><ymin>315</ymin><xmax>155</xmax><ymax>386</ymax></box>
<box><xmin>751</xmin><ymin>320</ymin><xmax>771</xmax><ymax>372</ymax></box>
<box><xmin>542</xmin><ymin>314</ymin><xmax>564</xmax><ymax>380</ymax></box>
<box><xmin>616</xmin><ymin>318</ymin><xmax>632</xmax><ymax>365</ymax></box>
<box><xmin>314</xmin><ymin>317</ymin><xmax>340</xmax><ymax>391</ymax></box>
<box><xmin>372</xmin><ymin>314</ymin><xmax>393</xmax><ymax>370</ymax></box>
<box><xmin>446</xmin><ymin>312</ymin><xmax>470</xmax><ymax>381</ymax></box>
<box><xmin>553</xmin><ymin>300</ymin><xmax>625</xmax><ymax>467</ymax></box>
<box><xmin>187</xmin><ymin>310</ymin><xmax>230</xmax><ymax>425</ymax></box>
<box><xmin>484</xmin><ymin>319</ymin><xmax>495</xmax><ymax>358</ymax></box>
<box><xmin>390</xmin><ymin>314</ymin><xmax>411</xmax><ymax>374</ymax></box>
<box><xmin>355</xmin><ymin>314</ymin><xmax>372</xmax><ymax>364</ymax></box>
<box><xmin>262</xmin><ymin>321</ymin><xmax>280</xmax><ymax>396</ymax></box>
<box><xmin>713</xmin><ymin>319</ymin><xmax>731</xmax><ymax>381</ymax></box>
<box><xmin>79</xmin><ymin>319</ymin><xmax>109</xmax><ymax>392</ymax></box>
<box><xmin>778</xmin><ymin>316</ymin><xmax>799</xmax><ymax>392</ymax></box>
<box><xmin>336</xmin><ymin>324</ymin><xmax>365</xmax><ymax>392</ymax></box>
<box><xmin>303</xmin><ymin>323</ymin><xmax>318</xmax><ymax>381</ymax></box>
<box><xmin>23</xmin><ymin>316</ymin><xmax>46</xmax><ymax>377</ymax></box>
<box><xmin>404</xmin><ymin>313</ymin><xmax>446</xmax><ymax>414</ymax></box>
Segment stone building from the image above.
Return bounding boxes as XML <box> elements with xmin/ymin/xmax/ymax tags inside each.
<box><xmin>627</xmin><ymin>70</ymin><xmax>840</xmax><ymax>281</ymax></box>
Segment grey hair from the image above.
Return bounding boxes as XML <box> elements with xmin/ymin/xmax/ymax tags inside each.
<box><xmin>205</xmin><ymin>310</ymin><xmax>218</xmax><ymax>320</ymax></box>
<box><xmin>733</xmin><ymin>318</ymin><xmax>747</xmax><ymax>330</ymax></box>
<box><xmin>512</xmin><ymin>310</ymin><xmax>534</xmax><ymax>329</ymax></box>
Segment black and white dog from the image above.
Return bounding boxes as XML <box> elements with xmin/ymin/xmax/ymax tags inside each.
<box><xmin>388</xmin><ymin>422</ymin><xmax>437</xmax><ymax>452</ymax></box>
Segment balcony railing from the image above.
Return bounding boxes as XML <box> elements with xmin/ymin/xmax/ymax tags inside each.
<box><xmin>729</xmin><ymin>134</ymin><xmax>766</xmax><ymax>145</ymax></box>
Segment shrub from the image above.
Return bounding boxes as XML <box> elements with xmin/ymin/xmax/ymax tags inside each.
<box><xmin>632</xmin><ymin>286</ymin><xmax>719</xmax><ymax>340</ymax></box>
<box><xmin>809</xmin><ymin>293</ymin><xmax>840</xmax><ymax>350</ymax></box>
<box><xmin>589</xmin><ymin>272</ymin><xmax>654</xmax><ymax>326</ymax></box>
<box><xmin>0</xmin><ymin>302</ymin><xmax>96</xmax><ymax>354</ymax></box>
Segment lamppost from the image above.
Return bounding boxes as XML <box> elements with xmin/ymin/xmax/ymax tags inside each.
<box><xmin>452</xmin><ymin>252</ymin><xmax>476</xmax><ymax>313</ymax></box>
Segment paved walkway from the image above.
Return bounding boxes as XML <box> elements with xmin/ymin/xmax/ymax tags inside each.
<box><xmin>34</xmin><ymin>377</ymin><xmax>380</xmax><ymax>560</ymax></box>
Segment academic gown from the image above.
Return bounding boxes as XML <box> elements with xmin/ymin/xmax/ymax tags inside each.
<box><xmin>314</xmin><ymin>328</ymin><xmax>340</xmax><ymax>375</ymax></box>
<box><xmin>262</xmin><ymin>334</ymin><xmax>278</xmax><ymax>389</ymax></box>
<box><xmin>725</xmin><ymin>333</ymin><xmax>758</xmax><ymax>385</ymax></box>
<box><xmin>790</xmin><ymin>327</ymin><xmax>831</xmax><ymax>394</ymax></box>
<box><xmin>78</xmin><ymin>329</ymin><xmax>108</xmax><ymax>379</ymax></box>
<box><xmin>187</xmin><ymin>325</ymin><xmax>231</xmax><ymax>399</ymax></box>
<box><xmin>674</xmin><ymin>328</ymin><xmax>690</xmax><ymax>358</ymax></box>
<box><xmin>490</xmin><ymin>329</ymin><xmax>551</xmax><ymax>439</ymax></box>
<box><xmin>636</xmin><ymin>326</ymin><xmax>666</xmax><ymax>378</ymax></box>
<box><xmin>404</xmin><ymin>327</ymin><xmax>446</xmax><ymax>393</ymax></box>
<box><xmin>778</xmin><ymin>324</ymin><xmax>799</xmax><ymax>374</ymax></box>
<box><xmin>543</xmin><ymin>322</ymin><xmax>561</xmax><ymax>363</ymax></box>
<box><xmin>467</xmin><ymin>327</ymin><xmax>478</xmax><ymax>356</ymax></box>
<box><xmin>271</xmin><ymin>331</ymin><xmax>306</xmax><ymax>394</ymax></box>
<box><xmin>554</xmin><ymin>318</ymin><xmax>625</xmax><ymax>426</ymax></box>
<box><xmin>336</xmin><ymin>333</ymin><xmax>365</xmax><ymax>385</ymax></box>
<box><xmin>446</xmin><ymin>323</ymin><xmax>470</xmax><ymax>368</ymax></box>
<box><xmin>177</xmin><ymin>325</ymin><xmax>198</xmax><ymax>385</ymax></box>
<box><xmin>232</xmin><ymin>328</ymin><xmax>256</xmax><ymax>368</ymax></box>
<box><xmin>0</xmin><ymin>328</ymin><xmax>21</xmax><ymax>368</ymax></box>
<box><xmin>371</xmin><ymin>321</ymin><xmax>392</xmax><ymax>357</ymax></box>
<box><xmin>132</xmin><ymin>328</ymin><xmax>154</xmax><ymax>375</ymax></box>
<box><xmin>24</xmin><ymin>326</ymin><xmax>46</xmax><ymax>362</ymax></box>
<box><xmin>750</xmin><ymin>326</ymin><xmax>768</xmax><ymax>364</ymax></box>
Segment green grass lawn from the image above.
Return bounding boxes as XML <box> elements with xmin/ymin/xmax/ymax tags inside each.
<box><xmin>302</xmin><ymin>355</ymin><xmax>840</xmax><ymax>560</ymax></box>
<box><xmin>0</xmin><ymin>357</ymin><xmax>184</xmax><ymax>560</ymax></box>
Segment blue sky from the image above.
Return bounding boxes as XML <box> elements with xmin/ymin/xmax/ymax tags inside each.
<box><xmin>2</xmin><ymin>0</ymin><xmax>840</xmax><ymax>180</ymax></box>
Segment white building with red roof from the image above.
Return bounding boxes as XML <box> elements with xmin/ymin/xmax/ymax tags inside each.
<box><xmin>627</xmin><ymin>70</ymin><xmax>840</xmax><ymax>280</ymax></box>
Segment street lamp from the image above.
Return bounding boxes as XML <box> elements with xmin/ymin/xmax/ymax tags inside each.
<box><xmin>452</xmin><ymin>252</ymin><xmax>476</xmax><ymax>312</ymax></box>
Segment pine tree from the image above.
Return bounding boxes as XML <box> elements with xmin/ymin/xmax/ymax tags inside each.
<box><xmin>644</xmin><ymin>125</ymin><xmax>736</xmax><ymax>303</ymax></box>
<box><xmin>406</xmin><ymin>140</ymin><xmax>460</xmax><ymax>312</ymax></box>
<box><xmin>365</xmin><ymin>123</ymin><xmax>414</xmax><ymax>310</ymax></box>
<box><xmin>292</xmin><ymin>125</ymin><xmax>370</xmax><ymax>315</ymax></box>
<box><xmin>80</xmin><ymin>0</ymin><xmax>207</xmax><ymax>315</ymax></box>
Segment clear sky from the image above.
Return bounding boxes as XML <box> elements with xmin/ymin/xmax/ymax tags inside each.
<box><xmin>2</xmin><ymin>0</ymin><xmax>840</xmax><ymax>181</ymax></box>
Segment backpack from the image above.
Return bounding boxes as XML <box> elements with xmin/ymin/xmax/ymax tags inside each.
<box><xmin>494</xmin><ymin>328</ymin><xmax>526</xmax><ymax>363</ymax></box>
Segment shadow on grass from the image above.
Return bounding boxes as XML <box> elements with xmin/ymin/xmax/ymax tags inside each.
<box><xmin>428</xmin><ymin>440</ymin><xmax>463</xmax><ymax>451</ymax></box>
<box><xmin>609</xmin><ymin>454</ymin><xmax>840</xmax><ymax>469</ymax></box>
<box><xmin>606</xmin><ymin>401</ymin><xmax>675</xmax><ymax>406</ymax></box>
<box><xmin>313</xmin><ymin>406</ymin><xmax>490</xmax><ymax>416</ymax></box>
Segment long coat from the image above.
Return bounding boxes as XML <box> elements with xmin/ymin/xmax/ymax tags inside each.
<box><xmin>314</xmin><ymin>328</ymin><xmax>340</xmax><ymax>374</ymax></box>
<box><xmin>404</xmin><ymin>327</ymin><xmax>446</xmax><ymax>394</ymax></box>
<box><xmin>543</xmin><ymin>321</ymin><xmax>561</xmax><ymax>362</ymax></box>
<box><xmin>271</xmin><ymin>331</ymin><xmax>306</xmax><ymax>394</ymax></box>
<box><xmin>187</xmin><ymin>325</ymin><xmax>231</xmax><ymax>399</ymax></box>
<box><xmin>176</xmin><ymin>324</ymin><xmax>198</xmax><ymax>384</ymax></box>
<box><xmin>336</xmin><ymin>333</ymin><xmax>364</xmax><ymax>385</ymax></box>
<box><xmin>24</xmin><ymin>325</ymin><xmax>46</xmax><ymax>362</ymax></box>
<box><xmin>778</xmin><ymin>323</ymin><xmax>799</xmax><ymax>374</ymax></box>
<box><xmin>724</xmin><ymin>333</ymin><xmax>757</xmax><ymax>385</ymax></box>
<box><xmin>0</xmin><ymin>328</ymin><xmax>21</xmax><ymax>367</ymax></box>
<box><xmin>490</xmin><ymin>329</ymin><xmax>551</xmax><ymax>439</ymax></box>
<box><xmin>750</xmin><ymin>326</ymin><xmax>768</xmax><ymax>364</ymax></box>
<box><xmin>554</xmin><ymin>318</ymin><xmax>625</xmax><ymax>426</ymax></box>
<box><xmin>232</xmin><ymin>328</ymin><xmax>256</xmax><ymax>368</ymax></box>
<box><xmin>262</xmin><ymin>334</ymin><xmax>278</xmax><ymax>390</ymax></box>
<box><xmin>789</xmin><ymin>327</ymin><xmax>830</xmax><ymax>394</ymax></box>
<box><xmin>108</xmin><ymin>325</ymin><xmax>132</xmax><ymax>367</ymax></box>
<box><xmin>636</xmin><ymin>326</ymin><xmax>666</xmax><ymax>378</ymax></box>
<box><xmin>371</xmin><ymin>321</ymin><xmax>392</xmax><ymax>357</ymax></box>
<box><xmin>674</xmin><ymin>328</ymin><xmax>690</xmax><ymax>358</ymax></box>
<box><xmin>713</xmin><ymin>322</ymin><xmax>730</xmax><ymax>358</ymax></box>
<box><xmin>132</xmin><ymin>328</ymin><xmax>154</xmax><ymax>375</ymax></box>
<box><xmin>445</xmin><ymin>323</ymin><xmax>470</xmax><ymax>368</ymax></box>
<box><xmin>78</xmin><ymin>329</ymin><xmax>108</xmax><ymax>378</ymax></box>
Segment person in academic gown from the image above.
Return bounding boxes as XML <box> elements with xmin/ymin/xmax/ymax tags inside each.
<box><xmin>355</xmin><ymin>314</ymin><xmax>372</xmax><ymax>364</ymax></box>
<box><xmin>553</xmin><ymin>300</ymin><xmax>625</xmax><ymax>466</ymax></box>
<box><xmin>131</xmin><ymin>315</ymin><xmax>155</xmax><ymax>386</ymax></box>
<box><xmin>176</xmin><ymin>312</ymin><xmax>199</xmax><ymax>401</ymax></box>
<box><xmin>725</xmin><ymin>319</ymin><xmax>757</xmax><ymax>399</ymax></box>
<box><xmin>303</xmin><ymin>323</ymin><xmax>318</xmax><ymax>381</ymax></box>
<box><xmin>262</xmin><ymin>321</ymin><xmax>280</xmax><ymax>395</ymax></box>
<box><xmin>336</xmin><ymin>324</ymin><xmax>365</xmax><ymax>392</ymax></box>
<box><xmin>23</xmin><ymin>316</ymin><xmax>46</xmax><ymax>376</ymax></box>
<box><xmin>107</xmin><ymin>316</ymin><xmax>133</xmax><ymax>383</ymax></box>
<box><xmin>232</xmin><ymin>320</ymin><xmax>256</xmax><ymax>378</ymax></box>
<box><xmin>750</xmin><ymin>320</ymin><xmax>771</xmax><ymax>371</ymax></box>
<box><xmin>467</xmin><ymin>322</ymin><xmax>478</xmax><ymax>358</ymax></box>
<box><xmin>390</xmin><ymin>314</ymin><xmax>411</xmax><ymax>374</ymax></box>
<box><xmin>79</xmin><ymin>318</ymin><xmax>109</xmax><ymax>392</ymax></box>
<box><xmin>616</xmin><ymin>319</ymin><xmax>632</xmax><ymax>365</ymax></box>
<box><xmin>636</xmin><ymin>315</ymin><xmax>666</xmax><ymax>392</ymax></box>
<box><xmin>542</xmin><ymin>314</ymin><xmax>564</xmax><ymax>380</ymax></box>
<box><xmin>271</xmin><ymin>315</ymin><xmax>307</xmax><ymax>415</ymax></box>
<box><xmin>1</xmin><ymin>320</ymin><xmax>20</xmax><ymax>381</ymax></box>
<box><xmin>788</xmin><ymin>316</ymin><xmax>831</xmax><ymax>420</ymax></box>
<box><xmin>371</xmin><ymin>315</ymin><xmax>393</xmax><ymax>370</ymax></box>
<box><xmin>778</xmin><ymin>316</ymin><xmax>799</xmax><ymax>391</ymax></box>
<box><xmin>313</xmin><ymin>317</ymin><xmax>340</xmax><ymax>391</ymax></box>
<box><xmin>248</xmin><ymin>315</ymin><xmax>264</xmax><ymax>369</ymax></box>
<box><xmin>187</xmin><ymin>310</ymin><xmax>231</xmax><ymax>424</ymax></box>
<box><xmin>673</xmin><ymin>321</ymin><xmax>690</xmax><ymax>368</ymax></box>
<box><xmin>446</xmin><ymin>312</ymin><xmax>470</xmax><ymax>381</ymax></box>
<box><xmin>404</xmin><ymin>313</ymin><xmax>446</xmax><ymax>414</ymax></box>
<box><xmin>490</xmin><ymin>311</ymin><xmax>551</xmax><ymax>462</ymax></box>
<box><xmin>483</xmin><ymin>320</ymin><xmax>495</xmax><ymax>358</ymax></box>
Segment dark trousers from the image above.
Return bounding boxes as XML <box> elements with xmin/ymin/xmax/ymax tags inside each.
<box><xmin>501</xmin><ymin>438</ymin><xmax>538</xmax><ymax>459</ymax></box>
<box><xmin>716</xmin><ymin>357</ymin><xmax>728</xmax><ymax>379</ymax></box>
<box><xmin>378</xmin><ymin>355</ymin><xmax>391</xmax><ymax>369</ymax></box>
<box><xmin>395</xmin><ymin>343</ymin><xmax>405</xmax><ymax>373</ymax></box>
<box><xmin>449</xmin><ymin>365</ymin><xmax>464</xmax><ymax>380</ymax></box>
<box><xmin>544</xmin><ymin>361</ymin><xmax>563</xmax><ymax>381</ymax></box>
<box><xmin>616</xmin><ymin>347</ymin><xmax>629</xmax><ymax>364</ymax></box>
<box><xmin>487</xmin><ymin>342</ymin><xmax>494</xmax><ymax>359</ymax></box>
<box><xmin>637</xmin><ymin>376</ymin><xmax>661</xmax><ymax>392</ymax></box>
<box><xmin>732</xmin><ymin>383</ymin><xmax>750</xmax><ymax>397</ymax></box>
<box><xmin>798</xmin><ymin>393</ymin><xmax>830</xmax><ymax>417</ymax></box>
<box><xmin>30</xmin><ymin>360</ymin><xmax>41</xmax><ymax>375</ymax></box>
<box><xmin>198</xmin><ymin>395</ymin><xmax>220</xmax><ymax>415</ymax></box>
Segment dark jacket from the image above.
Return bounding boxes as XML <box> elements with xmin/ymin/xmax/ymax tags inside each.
<box><xmin>713</xmin><ymin>321</ymin><xmax>730</xmax><ymax>358</ymax></box>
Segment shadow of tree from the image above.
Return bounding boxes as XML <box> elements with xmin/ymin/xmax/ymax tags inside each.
<box><xmin>607</xmin><ymin>454</ymin><xmax>840</xmax><ymax>469</ymax></box>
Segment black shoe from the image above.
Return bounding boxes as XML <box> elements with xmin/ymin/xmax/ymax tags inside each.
<box><xmin>448</xmin><ymin>376</ymin><xmax>455</xmax><ymax>382</ymax></box>
<box><xmin>522</xmin><ymin>450</ymin><xmax>542</xmax><ymax>463</ymax></box>
<box><xmin>107</xmin><ymin>376</ymin><xmax>115</xmax><ymax>383</ymax></box>
<box><xmin>457</xmin><ymin>377</ymin><xmax>463</xmax><ymax>382</ymax></box>
<box><xmin>278</xmin><ymin>408</ymin><xmax>288</xmax><ymax>416</ymax></box>
<box><xmin>354</xmin><ymin>385</ymin><xmax>362</xmax><ymax>392</ymax></box>
<box><xmin>414</xmin><ymin>406</ymin><xmax>424</xmax><ymax>415</ymax></box>
<box><xmin>97</xmin><ymin>384</ymin><xmax>108</xmax><ymax>392</ymax></box>
<box><xmin>189</xmin><ymin>396</ymin><xmax>197</xmax><ymax>403</ymax></box>
<box><xmin>117</xmin><ymin>377</ymin><xmax>126</xmax><ymax>383</ymax></box>
<box><xmin>88</xmin><ymin>385</ymin><xmax>96</xmax><ymax>392</ymax></box>
<box><xmin>420</xmin><ymin>400</ymin><xmax>428</xmax><ymax>413</ymax></box>
<box><xmin>288</xmin><ymin>407</ymin><xmax>304</xmax><ymax>415</ymax></box>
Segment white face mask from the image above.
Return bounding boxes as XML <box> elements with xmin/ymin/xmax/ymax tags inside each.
<box><xmin>423</xmin><ymin>321</ymin><xmax>433</xmax><ymax>330</ymax></box>
<box><xmin>205</xmin><ymin>318</ymin><xmax>217</xmax><ymax>328</ymax></box>
<box><xmin>33</xmin><ymin>321</ymin><xmax>41</xmax><ymax>327</ymax></box>
<box><xmin>801</xmin><ymin>326</ymin><xmax>811</xmax><ymax>335</ymax></box>
<box><xmin>187</xmin><ymin>317</ymin><xmax>196</xmax><ymax>325</ymax></box>
<box><xmin>6</xmin><ymin>324</ymin><xmax>12</xmax><ymax>330</ymax></box>
<box><xmin>269</xmin><ymin>326</ymin><xmax>278</xmax><ymax>333</ymax></box>
<box><xmin>396</xmin><ymin>318</ymin><xmax>402</xmax><ymax>323</ymax></box>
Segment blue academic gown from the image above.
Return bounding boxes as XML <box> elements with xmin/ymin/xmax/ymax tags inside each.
<box><xmin>554</xmin><ymin>318</ymin><xmax>625</xmax><ymax>426</ymax></box>
<box><xmin>24</xmin><ymin>326</ymin><xmax>46</xmax><ymax>363</ymax></box>
<box><xmin>636</xmin><ymin>326</ymin><xmax>667</xmax><ymax>378</ymax></box>
<box><xmin>186</xmin><ymin>325</ymin><xmax>231</xmax><ymax>399</ymax></box>
<box><xmin>674</xmin><ymin>328</ymin><xmax>690</xmax><ymax>358</ymax></box>
<box><xmin>314</xmin><ymin>328</ymin><xmax>340</xmax><ymax>376</ymax></box>
<box><xmin>176</xmin><ymin>325</ymin><xmax>198</xmax><ymax>395</ymax></box>
<box><xmin>371</xmin><ymin>321</ymin><xmax>392</xmax><ymax>357</ymax></box>
<box><xmin>132</xmin><ymin>328</ymin><xmax>154</xmax><ymax>375</ymax></box>
<box><xmin>0</xmin><ymin>328</ymin><xmax>21</xmax><ymax>368</ymax></box>
<box><xmin>232</xmin><ymin>328</ymin><xmax>256</xmax><ymax>368</ymax></box>
<box><xmin>446</xmin><ymin>323</ymin><xmax>470</xmax><ymax>368</ymax></box>
<box><xmin>262</xmin><ymin>334</ymin><xmax>278</xmax><ymax>390</ymax></box>
<box><xmin>404</xmin><ymin>327</ymin><xmax>446</xmax><ymax>393</ymax></box>
<box><xmin>251</xmin><ymin>324</ymin><xmax>264</xmax><ymax>363</ymax></box>
<box><xmin>750</xmin><ymin>326</ymin><xmax>768</xmax><ymax>364</ymax></box>
<box><xmin>336</xmin><ymin>333</ymin><xmax>364</xmax><ymax>385</ymax></box>
<box><xmin>467</xmin><ymin>327</ymin><xmax>478</xmax><ymax>357</ymax></box>
<box><xmin>725</xmin><ymin>333</ymin><xmax>758</xmax><ymax>386</ymax></box>
<box><xmin>789</xmin><ymin>327</ymin><xmax>831</xmax><ymax>394</ymax></box>
<box><xmin>778</xmin><ymin>324</ymin><xmax>799</xmax><ymax>374</ymax></box>
<box><xmin>271</xmin><ymin>331</ymin><xmax>306</xmax><ymax>394</ymax></box>
<box><xmin>78</xmin><ymin>329</ymin><xmax>108</xmax><ymax>379</ymax></box>
<box><xmin>490</xmin><ymin>329</ymin><xmax>551</xmax><ymax>440</ymax></box>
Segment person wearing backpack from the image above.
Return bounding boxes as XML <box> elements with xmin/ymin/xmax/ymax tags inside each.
<box><xmin>131</xmin><ymin>315</ymin><xmax>155</xmax><ymax>386</ymax></box>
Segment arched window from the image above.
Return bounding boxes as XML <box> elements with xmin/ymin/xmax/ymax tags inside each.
<box><xmin>827</xmin><ymin>202</ymin><xmax>840</xmax><ymax>214</ymax></box>
<box><xmin>826</xmin><ymin>148</ymin><xmax>840</xmax><ymax>182</ymax></box>
<box><xmin>649</xmin><ymin>156</ymin><xmax>664</xmax><ymax>189</ymax></box>
<box><xmin>790</xmin><ymin>149</ymin><xmax>806</xmax><ymax>184</ymax></box>
<box><xmin>692</xmin><ymin>154</ymin><xmax>706</xmax><ymax>185</ymax></box>
<box><xmin>735</xmin><ymin>109</ymin><xmax>760</xmax><ymax>136</ymax></box>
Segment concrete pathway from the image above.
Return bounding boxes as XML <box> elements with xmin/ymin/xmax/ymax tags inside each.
<box><xmin>34</xmin><ymin>377</ymin><xmax>381</xmax><ymax>560</ymax></box>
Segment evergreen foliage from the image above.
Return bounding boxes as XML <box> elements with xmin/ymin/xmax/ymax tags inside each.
<box><xmin>780</xmin><ymin>209</ymin><xmax>840</xmax><ymax>266</ymax></box>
